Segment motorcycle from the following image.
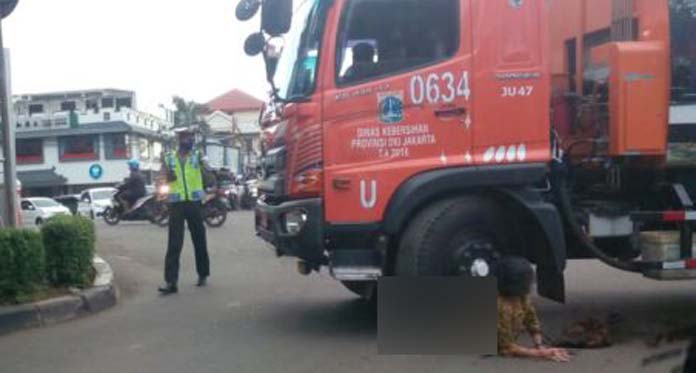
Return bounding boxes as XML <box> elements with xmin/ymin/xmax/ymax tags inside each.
<box><xmin>240</xmin><ymin>178</ymin><xmax>258</xmax><ymax>210</ymax></box>
<box><xmin>230</xmin><ymin>175</ymin><xmax>258</xmax><ymax>210</ymax></box>
<box><xmin>222</xmin><ymin>182</ymin><xmax>242</xmax><ymax>211</ymax></box>
<box><xmin>102</xmin><ymin>187</ymin><xmax>166</xmax><ymax>226</ymax></box>
<box><xmin>202</xmin><ymin>188</ymin><xmax>230</xmax><ymax>228</ymax></box>
<box><xmin>153</xmin><ymin>185</ymin><xmax>230</xmax><ymax>228</ymax></box>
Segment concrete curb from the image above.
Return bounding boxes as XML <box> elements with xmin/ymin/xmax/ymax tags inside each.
<box><xmin>0</xmin><ymin>255</ymin><xmax>118</xmax><ymax>336</ymax></box>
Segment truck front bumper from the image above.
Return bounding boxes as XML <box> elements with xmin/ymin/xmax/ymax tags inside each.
<box><xmin>255</xmin><ymin>198</ymin><xmax>326</xmax><ymax>265</ymax></box>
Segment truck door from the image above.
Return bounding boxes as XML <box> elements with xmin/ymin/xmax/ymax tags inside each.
<box><xmin>322</xmin><ymin>0</ymin><xmax>473</xmax><ymax>224</ymax></box>
<box><xmin>470</xmin><ymin>0</ymin><xmax>550</xmax><ymax>165</ymax></box>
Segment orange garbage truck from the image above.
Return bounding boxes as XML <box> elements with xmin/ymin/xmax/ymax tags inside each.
<box><xmin>238</xmin><ymin>0</ymin><xmax>696</xmax><ymax>302</ymax></box>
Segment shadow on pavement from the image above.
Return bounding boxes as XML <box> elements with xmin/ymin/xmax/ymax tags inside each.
<box><xmin>255</xmin><ymin>298</ymin><xmax>378</xmax><ymax>339</ymax></box>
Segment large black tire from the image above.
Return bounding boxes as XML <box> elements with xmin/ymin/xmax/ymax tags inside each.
<box><xmin>341</xmin><ymin>281</ymin><xmax>377</xmax><ymax>301</ymax></box>
<box><xmin>395</xmin><ymin>196</ymin><xmax>509</xmax><ymax>277</ymax></box>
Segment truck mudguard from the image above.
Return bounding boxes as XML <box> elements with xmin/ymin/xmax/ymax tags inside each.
<box><xmin>383</xmin><ymin>163</ymin><xmax>566</xmax><ymax>271</ymax></box>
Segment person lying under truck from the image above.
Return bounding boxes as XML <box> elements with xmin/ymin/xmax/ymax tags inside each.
<box><xmin>496</xmin><ymin>256</ymin><xmax>572</xmax><ymax>363</ymax></box>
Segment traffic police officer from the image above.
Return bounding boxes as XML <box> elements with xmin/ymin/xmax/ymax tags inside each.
<box><xmin>158</xmin><ymin>128</ymin><xmax>210</xmax><ymax>295</ymax></box>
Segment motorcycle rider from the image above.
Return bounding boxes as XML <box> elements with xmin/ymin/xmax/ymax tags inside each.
<box><xmin>118</xmin><ymin>158</ymin><xmax>147</xmax><ymax>213</ymax></box>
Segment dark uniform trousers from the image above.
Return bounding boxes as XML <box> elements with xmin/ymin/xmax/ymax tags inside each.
<box><xmin>165</xmin><ymin>201</ymin><xmax>210</xmax><ymax>284</ymax></box>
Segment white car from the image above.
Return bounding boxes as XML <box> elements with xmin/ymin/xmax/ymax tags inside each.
<box><xmin>20</xmin><ymin>197</ymin><xmax>71</xmax><ymax>227</ymax></box>
<box><xmin>80</xmin><ymin>187</ymin><xmax>117</xmax><ymax>219</ymax></box>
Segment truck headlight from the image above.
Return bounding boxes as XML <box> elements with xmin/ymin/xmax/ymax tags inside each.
<box><xmin>283</xmin><ymin>209</ymin><xmax>307</xmax><ymax>235</ymax></box>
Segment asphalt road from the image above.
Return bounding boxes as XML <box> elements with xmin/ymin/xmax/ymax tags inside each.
<box><xmin>0</xmin><ymin>212</ymin><xmax>694</xmax><ymax>373</ymax></box>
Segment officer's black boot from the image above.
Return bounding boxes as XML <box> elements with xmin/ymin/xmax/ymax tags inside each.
<box><xmin>196</xmin><ymin>277</ymin><xmax>207</xmax><ymax>287</ymax></box>
<box><xmin>158</xmin><ymin>283</ymin><xmax>178</xmax><ymax>295</ymax></box>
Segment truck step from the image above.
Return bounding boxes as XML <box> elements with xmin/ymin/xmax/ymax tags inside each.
<box><xmin>330</xmin><ymin>266</ymin><xmax>382</xmax><ymax>282</ymax></box>
<box><xmin>641</xmin><ymin>259</ymin><xmax>696</xmax><ymax>280</ymax></box>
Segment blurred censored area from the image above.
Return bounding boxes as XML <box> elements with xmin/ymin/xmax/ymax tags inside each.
<box><xmin>378</xmin><ymin>277</ymin><xmax>496</xmax><ymax>355</ymax></box>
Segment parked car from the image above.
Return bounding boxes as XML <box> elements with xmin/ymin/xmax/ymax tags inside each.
<box><xmin>20</xmin><ymin>197</ymin><xmax>71</xmax><ymax>227</ymax></box>
<box><xmin>80</xmin><ymin>187</ymin><xmax>117</xmax><ymax>219</ymax></box>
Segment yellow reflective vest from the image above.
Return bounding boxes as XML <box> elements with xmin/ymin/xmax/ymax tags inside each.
<box><xmin>165</xmin><ymin>150</ymin><xmax>205</xmax><ymax>202</ymax></box>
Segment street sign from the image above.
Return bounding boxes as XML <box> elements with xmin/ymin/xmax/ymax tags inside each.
<box><xmin>0</xmin><ymin>0</ymin><xmax>18</xmax><ymax>19</ymax></box>
<box><xmin>89</xmin><ymin>164</ymin><xmax>104</xmax><ymax>180</ymax></box>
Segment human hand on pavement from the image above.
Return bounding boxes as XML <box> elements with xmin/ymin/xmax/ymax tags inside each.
<box><xmin>537</xmin><ymin>347</ymin><xmax>572</xmax><ymax>363</ymax></box>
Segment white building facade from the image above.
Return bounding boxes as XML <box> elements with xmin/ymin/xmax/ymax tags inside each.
<box><xmin>13</xmin><ymin>89</ymin><xmax>172</xmax><ymax>196</ymax></box>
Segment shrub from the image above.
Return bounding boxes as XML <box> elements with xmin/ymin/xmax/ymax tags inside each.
<box><xmin>0</xmin><ymin>229</ymin><xmax>45</xmax><ymax>304</ymax></box>
<box><xmin>41</xmin><ymin>215</ymin><xmax>96</xmax><ymax>288</ymax></box>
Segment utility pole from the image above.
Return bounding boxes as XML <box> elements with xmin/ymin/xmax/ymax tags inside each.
<box><xmin>0</xmin><ymin>0</ymin><xmax>18</xmax><ymax>227</ymax></box>
<box><xmin>0</xmin><ymin>25</ymin><xmax>16</xmax><ymax>227</ymax></box>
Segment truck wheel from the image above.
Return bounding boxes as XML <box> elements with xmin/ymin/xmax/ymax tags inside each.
<box><xmin>341</xmin><ymin>281</ymin><xmax>377</xmax><ymax>301</ymax></box>
<box><xmin>396</xmin><ymin>197</ymin><xmax>508</xmax><ymax>277</ymax></box>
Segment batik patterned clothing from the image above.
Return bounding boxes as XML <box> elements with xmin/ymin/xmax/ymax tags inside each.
<box><xmin>498</xmin><ymin>296</ymin><xmax>542</xmax><ymax>355</ymax></box>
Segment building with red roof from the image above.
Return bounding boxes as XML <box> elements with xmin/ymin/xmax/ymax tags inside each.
<box><xmin>206</xmin><ymin>89</ymin><xmax>264</xmax><ymax>115</ymax></box>
<box><xmin>204</xmin><ymin>89</ymin><xmax>265</xmax><ymax>174</ymax></box>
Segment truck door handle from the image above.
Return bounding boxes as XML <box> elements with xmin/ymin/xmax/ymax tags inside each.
<box><xmin>434</xmin><ymin>106</ymin><xmax>467</xmax><ymax>118</ymax></box>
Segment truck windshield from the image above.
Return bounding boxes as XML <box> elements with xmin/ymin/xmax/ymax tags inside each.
<box><xmin>272</xmin><ymin>0</ymin><xmax>327</xmax><ymax>101</ymax></box>
<box><xmin>671</xmin><ymin>0</ymin><xmax>696</xmax><ymax>103</ymax></box>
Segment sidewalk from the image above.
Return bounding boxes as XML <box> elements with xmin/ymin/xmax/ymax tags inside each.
<box><xmin>0</xmin><ymin>255</ymin><xmax>118</xmax><ymax>336</ymax></box>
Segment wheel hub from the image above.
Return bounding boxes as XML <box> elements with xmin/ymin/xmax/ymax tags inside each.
<box><xmin>453</xmin><ymin>242</ymin><xmax>500</xmax><ymax>277</ymax></box>
<box><xmin>470</xmin><ymin>258</ymin><xmax>491</xmax><ymax>277</ymax></box>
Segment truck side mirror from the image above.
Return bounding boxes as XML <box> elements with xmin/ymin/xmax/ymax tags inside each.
<box><xmin>236</xmin><ymin>0</ymin><xmax>261</xmax><ymax>21</ymax></box>
<box><xmin>244</xmin><ymin>33</ymin><xmax>266</xmax><ymax>57</ymax></box>
<box><xmin>261</xmin><ymin>0</ymin><xmax>292</xmax><ymax>37</ymax></box>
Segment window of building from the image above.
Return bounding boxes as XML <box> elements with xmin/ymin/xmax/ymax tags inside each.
<box><xmin>116</xmin><ymin>97</ymin><xmax>132</xmax><ymax>111</ymax></box>
<box><xmin>104</xmin><ymin>134</ymin><xmax>129</xmax><ymax>159</ymax></box>
<box><xmin>54</xmin><ymin>117</ymin><xmax>68</xmax><ymax>126</ymax></box>
<box><xmin>138</xmin><ymin>137</ymin><xmax>150</xmax><ymax>160</ymax></box>
<box><xmin>60</xmin><ymin>101</ymin><xmax>76</xmax><ymax>112</ymax></box>
<box><xmin>152</xmin><ymin>141</ymin><xmax>163</xmax><ymax>163</ymax></box>
<box><xmin>86</xmin><ymin>99</ymin><xmax>99</xmax><ymax>113</ymax></box>
<box><xmin>336</xmin><ymin>0</ymin><xmax>459</xmax><ymax>86</ymax></box>
<box><xmin>16</xmin><ymin>139</ymin><xmax>44</xmax><ymax>164</ymax></box>
<box><xmin>28</xmin><ymin>104</ymin><xmax>44</xmax><ymax>115</ymax></box>
<box><xmin>104</xmin><ymin>112</ymin><xmax>111</xmax><ymax>121</ymax></box>
<box><xmin>101</xmin><ymin>98</ymin><xmax>114</xmax><ymax>108</ymax></box>
<box><xmin>59</xmin><ymin>135</ymin><xmax>99</xmax><ymax>161</ymax></box>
